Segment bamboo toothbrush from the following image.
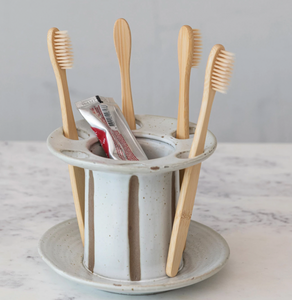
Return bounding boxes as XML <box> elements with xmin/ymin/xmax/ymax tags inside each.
<box><xmin>47</xmin><ymin>28</ymin><xmax>85</xmax><ymax>245</ymax></box>
<box><xmin>113</xmin><ymin>18</ymin><xmax>136</xmax><ymax>130</ymax></box>
<box><xmin>166</xmin><ymin>44</ymin><xmax>234</xmax><ymax>277</ymax></box>
<box><xmin>177</xmin><ymin>25</ymin><xmax>202</xmax><ymax>184</ymax></box>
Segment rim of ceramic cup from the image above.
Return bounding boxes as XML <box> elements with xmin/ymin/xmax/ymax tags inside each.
<box><xmin>47</xmin><ymin>115</ymin><xmax>217</xmax><ymax>174</ymax></box>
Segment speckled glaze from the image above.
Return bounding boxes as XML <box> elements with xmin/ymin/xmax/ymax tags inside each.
<box><xmin>47</xmin><ymin>115</ymin><xmax>217</xmax><ymax>174</ymax></box>
<box><xmin>38</xmin><ymin>218</ymin><xmax>229</xmax><ymax>295</ymax></box>
<box><xmin>46</xmin><ymin>115</ymin><xmax>217</xmax><ymax>282</ymax></box>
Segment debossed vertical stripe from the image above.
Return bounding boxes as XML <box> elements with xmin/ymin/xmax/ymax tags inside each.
<box><xmin>171</xmin><ymin>172</ymin><xmax>176</xmax><ymax>226</ymax></box>
<box><xmin>88</xmin><ymin>170</ymin><xmax>95</xmax><ymax>272</ymax></box>
<box><xmin>128</xmin><ymin>175</ymin><xmax>141</xmax><ymax>281</ymax></box>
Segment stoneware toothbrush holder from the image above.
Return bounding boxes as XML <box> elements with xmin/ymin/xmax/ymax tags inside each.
<box><xmin>47</xmin><ymin>114</ymin><xmax>217</xmax><ymax>282</ymax></box>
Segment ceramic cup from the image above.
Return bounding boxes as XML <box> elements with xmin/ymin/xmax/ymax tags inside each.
<box><xmin>47</xmin><ymin>115</ymin><xmax>217</xmax><ymax>281</ymax></box>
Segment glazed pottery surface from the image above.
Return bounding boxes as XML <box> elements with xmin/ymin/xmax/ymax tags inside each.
<box><xmin>38</xmin><ymin>218</ymin><xmax>230</xmax><ymax>295</ymax></box>
<box><xmin>46</xmin><ymin>115</ymin><xmax>217</xmax><ymax>281</ymax></box>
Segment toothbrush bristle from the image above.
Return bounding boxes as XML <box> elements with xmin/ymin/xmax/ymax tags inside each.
<box><xmin>54</xmin><ymin>30</ymin><xmax>73</xmax><ymax>69</ymax></box>
<box><xmin>211</xmin><ymin>50</ymin><xmax>234</xmax><ymax>93</ymax></box>
<box><xmin>192</xmin><ymin>29</ymin><xmax>202</xmax><ymax>67</ymax></box>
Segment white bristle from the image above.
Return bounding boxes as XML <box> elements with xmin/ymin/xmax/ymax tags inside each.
<box><xmin>192</xmin><ymin>29</ymin><xmax>202</xmax><ymax>67</ymax></box>
<box><xmin>54</xmin><ymin>30</ymin><xmax>73</xmax><ymax>69</ymax></box>
<box><xmin>211</xmin><ymin>50</ymin><xmax>234</xmax><ymax>93</ymax></box>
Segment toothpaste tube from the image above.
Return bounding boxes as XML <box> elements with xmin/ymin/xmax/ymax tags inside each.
<box><xmin>76</xmin><ymin>95</ymin><xmax>148</xmax><ymax>161</ymax></box>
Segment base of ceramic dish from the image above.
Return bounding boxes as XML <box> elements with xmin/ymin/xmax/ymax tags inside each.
<box><xmin>38</xmin><ymin>218</ymin><xmax>229</xmax><ymax>295</ymax></box>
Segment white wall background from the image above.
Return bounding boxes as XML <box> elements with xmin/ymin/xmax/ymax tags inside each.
<box><xmin>0</xmin><ymin>0</ymin><xmax>291</xmax><ymax>142</ymax></box>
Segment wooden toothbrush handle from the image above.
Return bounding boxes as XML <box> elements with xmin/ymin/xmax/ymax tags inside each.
<box><xmin>167</xmin><ymin>43</ymin><xmax>229</xmax><ymax>277</ymax></box>
<box><xmin>177</xmin><ymin>70</ymin><xmax>191</xmax><ymax>183</ymax></box>
<box><xmin>58</xmin><ymin>72</ymin><xmax>85</xmax><ymax>245</ymax></box>
<box><xmin>176</xmin><ymin>25</ymin><xmax>193</xmax><ymax>140</ymax></box>
<box><xmin>48</xmin><ymin>27</ymin><xmax>85</xmax><ymax>246</ymax></box>
<box><xmin>167</xmin><ymin>88</ymin><xmax>216</xmax><ymax>277</ymax></box>
<box><xmin>57</xmin><ymin>72</ymin><xmax>79</xmax><ymax>140</ymax></box>
<box><xmin>177</xmin><ymin>25</ymin><xmax>194</xmax><ymax>185</ymax></box>
<box><xmin>68</xmin><ymin>165</ymin><xmax>85</xmax><ymax>245</ymax></box>
<box><xmin>121</xmin><ymin>68</ymin><xmax>136</xmax><ymax>130</ymax></box>
<box><xmin>113</xmin><ymin>18</ymin><xmax>136</xmax><ymax>130</ymax></box>
<box><xmin>56</xmin><ymin>70</ymin><xmax>85</xmax><ymax>245</ymax></box>
<box><xmin>166</xmin><ymin>162</ymin><xmax>201</xmax><ymax>277</ymax></box>
<box><xmin>177</xmin><ymin>70</ymin><xmax>191</xmax><ymax>186</ymax></box>
<box><xmin>177</xmin><ymin>72</ymin><xmax>191</xmax><ymax>140</ymax></box>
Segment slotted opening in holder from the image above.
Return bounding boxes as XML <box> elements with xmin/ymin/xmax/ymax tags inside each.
<box><xmin>77</xmin><ymin>128</ymin><xmax>91</xmax><ymax>140</ymax></box>
<box><xmin>176</xmin><ymin>151</ymin><xmax>190</xmax><ymax>159</ymax></box>
<box><xmin>135</xmin><ymin>119</ymin><xmax>142</xmax><ymax>129</ymax></box>
<box><xmin>89</xmin><ymin>137</ymin><xmax>175</xmax><ymax>160</ymax></box>
<box><xmin>61</xmin><ymin>150</ymin><xmax>89</xmax><ymax>159</ymax></box>
<box><xmin>171</xmin><ymin>126</ymin><xmax>196</xmax><ymax>139</ymax></box>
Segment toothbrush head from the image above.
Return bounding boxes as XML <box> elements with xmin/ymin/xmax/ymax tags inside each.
<box><xmin>178</xmin><ymin>26</ymin><xmax>202</xmax><ymax>72</ymax></box>
<box><xmin>53</xmin><ymin>30</ymin><xmax>73</xmax><ymax>69</ymax></box>
<box><xmin>191</xmin><ymin>28</ymin><xmax>202</xmax><ymax>67</ymax></box>
<box><xmin>211</xmin><ymin>47</ymin><xmax>234</xmax><ymax>94</ymax></box>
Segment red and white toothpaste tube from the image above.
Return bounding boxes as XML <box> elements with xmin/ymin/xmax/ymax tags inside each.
<box><xmin>76</xmin><ymin>95</ymin><xmax>148</xmax><ymax>161</ymax></box>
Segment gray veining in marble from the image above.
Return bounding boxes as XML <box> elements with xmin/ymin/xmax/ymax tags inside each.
<box><xmin>0</xmin><ymin>142</ymin><xmax>292</xmax><ymax>299</ymax></box>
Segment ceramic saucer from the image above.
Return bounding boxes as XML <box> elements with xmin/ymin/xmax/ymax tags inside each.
<box><xmin>38</xmin><ymin>218</ymin><xmax>229</xmax><ymax>295</ymax></box>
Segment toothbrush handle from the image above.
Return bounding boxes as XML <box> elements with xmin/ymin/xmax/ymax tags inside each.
<box><xmin>48</xmin><ymin>27</ymin><xmax>85</xmax><ymax>245</ymax></box>
<box><xmin>57</xmin><ymin>72</ymin><xmax>79</xmax><ymax>139</ymax></box>
<box><xmin>168</xmin><ymin>46</ymin><xmax>231</xmax><ymax>275</ymax></box>
<box><xmin>68</xmin><ymin>165</ymin><xmax>85</xmax><ymax>245</ymax></box>
<box><xmin>177</xmin><ymin>70</ymin><xmax>191</xmax><ymax>186</ymax></box>
<box><xmin>177</xmin><ymin>25</ymin><xmax>193</xmax><ymax>186</ymax></box>
<box><xmin>166</xmin><ymin>162</ymin><xmax>201</xmax><ymax>276</ymax></box>
<box><xmin>167</xmin><ymin>87</ymin><xmax>216</xmax><ymax>277</ymax></box>
<box><xmin>58</xmin><ymin>72</ymin><xmax>86</xmax><ymax>246</ymax></box>
<box><xmin>113</xmin><ymin>18</ymin><xmax>136</xmax><ymax>130</ymax></box>
<box><xmin>177</xmin><ymin>71</ymin><xmax>190</xmax><ymax>140</ymax></box>
<box><xmin>121</xmin><ymin>67</ymin><xmax>136</xmax><ymax>130</ymax></box>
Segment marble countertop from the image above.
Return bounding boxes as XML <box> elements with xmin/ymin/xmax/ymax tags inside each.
<box><xmin>1</xmin><ymin>142</ymin><xmax>291</xmax><ymax>299</ymax></box>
